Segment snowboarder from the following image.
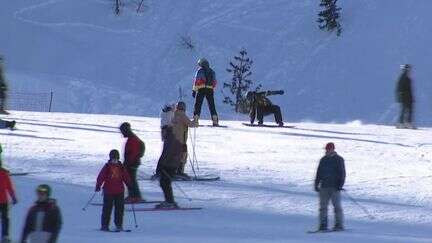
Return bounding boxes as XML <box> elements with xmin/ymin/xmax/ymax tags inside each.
<box><xmin>0</xmin><ymin>57</ymin><xmax>8</xmax><ymax>115</ymax></box>
<box><xmin>172</xmin><ymin>101</ymin><xmax>196</xmax><ymax>177</ymax></box>
<box><xmin>192</xmin><ymin>58</ymin><xmax>219</xmax><ymax>126</ymax></box>
<box><xmin>95</xmin><ymin>149</ymin><xmax>131</xmax><ymax>232</ymax></box>
<box><xmin>396</xmin><ymin>64</ymin><xmax>415</xmax><ymax>129</ymax></box>
<box><xmin>246</xmin><ymin>90</ymin><xmax>284</xmax><ymax>126</ymax></box>
<box><xmin>0</xmin><ymin>120</ymin><xmax>15</xmax><ymax>130</ymax></box>
<box><xmin>119</xmin><ymin>122</ymin><xmax>145</xmax><ymax>203</ymax></box>
<box><xmin>314</xmin><ymin>142</ymin><xmax>345</xmax><ymax>232</ymax></box>
<box><xmin>20</xmin><ymin>184</ymin><xmax>62</xmax><ymax>243</ymax></box>
<box><xmin>0</xmin><ymin>149</ymin><xmax>17</xmax><ymax>243</ymax></box>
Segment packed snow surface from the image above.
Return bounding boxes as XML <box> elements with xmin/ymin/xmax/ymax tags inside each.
<box><xmin>1</xmin><ymin>111</ymin><xmax>432</xmax><ymax>242</ymax></box>
<box><xmin>2</xmin><ymin>0</ymin><xmax>432</xmax><ymax>123</ymax></box>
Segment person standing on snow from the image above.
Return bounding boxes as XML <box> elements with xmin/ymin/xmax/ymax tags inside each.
<box><xmin>95</xmin><ymin>150</ymin><xmax>131</xmax><ymax>232</ymax></box>
<box><xmin>172</xmin><ymin>101</ymin><xmax>196</xmax><ymax>178</ymax></box>
<box><xmin>156</xmin><ymin>101</ymin><xmax>196</xmax><ymax>208</ymax></box>
<box><xmin>314</xmin><ymin>142</ymin><xmax>345</xmax><ymax>232</ymax></box>
<box><xmin>396</xmin><ymin>64</ymin><xmax>415</xmax><ymax>129</ymax></box>
<box><xmin>0</xmin><ymin>57</ymin><xmax>9</xmax><ymax>115</ymax></box>
<box><xmin>0</xmin><ymin>145</ymin><xmax>18</xmax><ymax>243</ymax></box>
<box><xmin>119</xmin><ymin>122</ymin><xmax>145</xmax><ymax>203</ymax></box>
<box><xmin>20</xmin><ymin>184</ymin><xmax>62</xmax><ymax>243</ymax></box>
<box><xmin>192</xmin><ymin>58</ymin><xmax>219</xmax><ymax>126</ymax></box>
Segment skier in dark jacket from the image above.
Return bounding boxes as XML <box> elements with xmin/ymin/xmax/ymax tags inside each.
<box><xmin>396</xmin><ymin>64</ymin><xmax>415</xmax><ymax>128</ymax></box>
<box><xmin>0</xmin><ymin>149</ymin><xmax>17</xmax><ymax>243</ymax></box>
<box><xmin>0</xmin><ymin>57</ymin><xmax>8</xmax><ymax>115</ymax></box>
<box><xmin>119</xmin><ymin>122</ymin><xmax>145</xmax><ymax>203</ymax></box>
<box><xmin>314</xmin><ymin>142</ymin><xmax>345</xmax><ymax>231</ymax></box>
<box><xmin>192</xmin><ymin>58</ymin><xmax>219</xmax><ymax>126</ymax></box>
<box><xmin>21</xmin><ymin>184</ymin><xmax>62</xmax><ymax>243</ymax></box>
<box><xmin>96</xmin><ymin>150</ymin><xmax>131</xmax><ymax>232</ymax></box>
<box><xmin>247</xmin><ymin>90</ymin><xmax>284</xmax><ymax>126</ymax></box>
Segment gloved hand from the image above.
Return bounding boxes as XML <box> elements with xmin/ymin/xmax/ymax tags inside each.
<box><xmin>95</xmin><ymin>186</ymin><xmax>101</xmax><ymax>192</ymax></box>
<box><xmin>12</xmin><ymin>197</ymin><xmax>17</xmax><ymax>205</ymax></box>
<box><xmin>314</xmin><ymin>185</ymin><xmax>320</xmax><ymax>192</ymax></box>
<box><xmin>192</xmin><ymin>91</ymin><xmax>196</xmax><ymax>98</ymax></box>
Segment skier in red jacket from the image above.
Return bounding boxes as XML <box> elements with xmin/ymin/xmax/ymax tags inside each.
<box><xmin>96</xmin><ymin>149</ymin><xmax>131</xmax><ymax>232</ymax></box>
<box><xmin>0</xmin><ymin>144</ymin><xmax>17</xmax><ymax>243</ymax></box>
<box><xmin>119</xmin><ymin>122</ymin><xmax>145</xmax><ymax>203</ymax></box>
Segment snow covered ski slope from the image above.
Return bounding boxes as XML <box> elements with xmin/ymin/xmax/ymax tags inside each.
<box><xmin>2</xmin><ymin>111</ymin><xmax>432</xmax><ymax>242</ymax></box>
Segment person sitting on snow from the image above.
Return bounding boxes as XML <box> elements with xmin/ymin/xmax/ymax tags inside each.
<box><xmin>96</xmin><ymin>150</ymin><xmax>131</xmax><ymax>232</ymax></box>
<box><xmin>21</xmin><ymin>184</ymin><xmax>62</xmax><ymax>243</ymax></box>
<box><xmin>246</xmin><ymin>90</ymin><xmax>284</xmax><ymax>127</ymax></box>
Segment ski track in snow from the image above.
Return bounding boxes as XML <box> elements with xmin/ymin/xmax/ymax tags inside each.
<box><xmin>0</xmin><ymin>111</ymin><xmax>432</xmax><ymax>243</ymax></box>
<box><xmin>13</xmin><ymin>0</ymin><xmax>142</xmax><ymax>34</ymax></box>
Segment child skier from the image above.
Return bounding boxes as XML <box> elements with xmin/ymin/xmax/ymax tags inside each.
<box><xmin>20</xmin><ymin>184</ymin><xmax>62</xmax><ymax>243</ymax></box>
<box><xmin>95</xmin><ymin>150</ymin><xmax>131</xmax><ymax>232</ymax></box>
<box><xmin>0</xmin><ymin>145</ymin><xmax>17</xmax><ymax>243</ymax></box>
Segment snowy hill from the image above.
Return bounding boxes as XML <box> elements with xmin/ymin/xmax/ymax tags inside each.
<box><xmin>2</xmin><ymin>111</ymin><xmax>432</xmax><ymax>242</ymax></box>
<box><xmin>1</xmin><ymin>0</ymin><xmax>432</xmax><ymax>123</ymax></box>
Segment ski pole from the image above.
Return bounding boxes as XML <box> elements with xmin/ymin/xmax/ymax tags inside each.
<box><xmin>342</xmin><ymin>190</ymin><xmax>375</xmax><ymax>220</ymax></box>
<box><xmin>161</xmin><ymin>169</ymin><xmax>192</xmax><ymax>202</ymax></box>
<box><xmin>82</xmin><ymin>192</ymin><xmax>97</xmax><ymax>211</ymax></box>
<box><xmin>131</xmin><ymin>203</ymin><xmax>138</xmax><ymax>228</ymax></box>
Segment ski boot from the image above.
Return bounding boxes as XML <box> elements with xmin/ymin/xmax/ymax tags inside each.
<box><xmin>212</xmin><ymin>115</ymin><xmax>219</xmax><ymax>126</ymax></box>
<box><xmin>278</xmin><ymin>122</ymin><xmax>284</xmax><ymax>127</ymax></box>
<box><xmin>114</xmin><ymin>226</ymin><xmax>124</xmax><ymax>232</ymax></box>
<box><xmin>100</xmin><ymin>226</ymin><xmax>110</xmax><ymax>232</ymax></box>
<box><xmin>193</xmin><ymin>115</ymin><xmax>199</xmax><ymax>126</ymax></box>
<box><xmin>332</xmin><ymin>224</ymin><xmax>344</xmax><ymax>232</ymax></box>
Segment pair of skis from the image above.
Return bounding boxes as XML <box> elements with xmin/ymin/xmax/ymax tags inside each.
<box><xmin>91</xmin><ymin>200</ymin><xmax>202</xmax><ymax>212</ymax></box>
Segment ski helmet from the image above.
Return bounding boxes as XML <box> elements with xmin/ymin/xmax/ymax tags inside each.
<box><xmin>176</xmin><ymin>101</ymin><xmax>186</xmax><ymax>111</ymax></box>
<box><xmin>197</xmin><ymin>58</ymin><xmax>209</xmax><ymax>68</ymax></box>
<box><xmin>109</xmin><ymin>149</ymin><xmax>120</xmax><ymax>160</ymax></box>
<box><xmin>119</xmin><ymin>122</ymin><xmax>131</xmax><ymax>133</ymax></box>
<box><xmin>36</xmin><ymin>184</ymin><xmax>52</xmax><ymax>197</ymax></box>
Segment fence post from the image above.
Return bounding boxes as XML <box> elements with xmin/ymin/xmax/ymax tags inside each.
<box><xmin>49</xmin><ymin>91</ymin><xmax>53</xmax><ymax>112</ymax></box>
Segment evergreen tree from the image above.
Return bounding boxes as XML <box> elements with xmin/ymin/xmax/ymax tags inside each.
<box><xmin>317</xmin><ymin>0</ymin><xmax>342</xmax><ymax>36</ymax></box>
<box><xmin>223</xmin><ymin>49</ymin><xmax>260</xmax><ymax>113</ymax></box>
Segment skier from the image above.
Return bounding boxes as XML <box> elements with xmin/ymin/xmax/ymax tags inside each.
<box><xmin>20</xmin><ymin>184</ymin><xmax>62</xmax><ymax>243</ymax></box>
<box><xmin>0</xmin><ymin>57</ymin><xmax>8</xmax><ymax>115</ymax></box>
<box><xmin>0</xmin><ymin>147</ymin><xmax>17</xmax><ymax>243</ymax></box>
<box><xmin>152</xmin><ymin>104</ymin><xmax>175</xmax><ymax>180</ymax></box>
<box><xmin>192</xmin><ymin>58</ymin><xmax>219</xmax><ymax>126</ymax></box>
<box><xmin>0</xmin><ymin>120</ymin><xmax>15</xmax><ymax>130</ymax></box>
<box><xmin>246</xmin><ymin>90</ymin><xmax>284</xmax><ymax>126</ymax></box>
<box><xmin>314</xmin><ymin>142</ymin><xmax>345</xmax><ymax>232</ymax></box>
<box><xmin>119</xmin><ymin>122</ymin><xmax>145</xmax><ymax>203</ymax></box>
<box><xmin>172</xmin><ymin>101</ymin><xmax>196</xmax><ymax>178</ymax></box>
<box><xmin>95</xmin><ymin>150</ymin><xmax>131</xmax><ymax>232</ymax></box>
<box><xmin>396</xmin><ymin>64</ymin><xmax>415</xmax><ymax>129</ymax></box>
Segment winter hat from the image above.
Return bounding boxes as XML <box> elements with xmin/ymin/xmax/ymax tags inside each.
<box><xmin>197</xmin><ymin>58</ymin><xmax>209</xmax><ymax>68</ymax></box>
<box><xmin>176</xmin><ymin>101</ymin><xmax>186</xmax><ymax>111</ymax></box>
<box><xmin>109</xmin><ymin>149</ymin><xmax>120</xmax><ymax>160</ymax></box>
<box><xmin>36</xmin><ymin>184</ymin><xmax>52</xmax><ymax>197</ymax></box>
<box><xmin>119</xmin><ymin>122</ymin><xmax>131</xmax><ymax>133</ymax></box>
<box><xmin>325</xmin><ymin>142</ymin><xmax>335</xmax><ymax>151</ymax></box>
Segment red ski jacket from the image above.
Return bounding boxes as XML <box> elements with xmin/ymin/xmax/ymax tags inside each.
<box><xmin>96</xmin><ymin>162</ymin><xmax>131</xmax><ymax>195</ymax></box>
<box><xmin>0</xmin><ymin>168</ymin><xmax>16</xmax><ymax>204</ymax></box>
<box><xmin>124</xmin><ymin>135</ymin><xmax>145</xmax><ymax>167</ymax></box>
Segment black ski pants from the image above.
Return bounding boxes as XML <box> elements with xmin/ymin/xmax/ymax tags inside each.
<box><xmin>126</xmin><ymin>166</ymin><xmax>141</xmax><ymax>198</ymax></box>
<box><xmin>257</xmin><ymin>105</ymin><xmax>283</xmax><ymax>124</ymax></box>
<box><xmin>399</xmin><ymin>102</ymin><xmax>413</xmax><ymax>124</ymax></box>
<box><xmin>159</xmin><ymin>168</ymin><xmax>176</xmax><ymax>203</ymax></box>
<box><xmin>101</xmin><ymin>193</ymin><xmax>125</xmax><ymax>228</ymax></box>
<box><xmin>0</xmin><ymin>204</ymin><xmax>9</xmax><ymax>237</ymax></box>
<box><xmin>194</xmin><ymin>88</ymin><xmax>218</xmax><ymax>117</ymax></box>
